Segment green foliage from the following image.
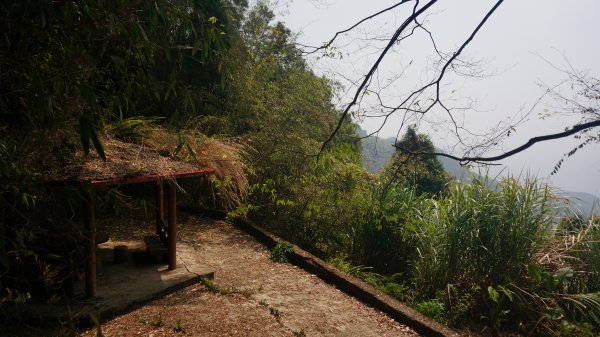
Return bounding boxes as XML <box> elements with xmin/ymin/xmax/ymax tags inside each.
<box><xmin>559</xmin><ymin>216</ymin><xmax>600</xmax><ymax>293</ymax></box>
<box><xmin>90</xmin><ymin>314</ymin><xmax>104</xmax><ymax>337</ymax></box>
<box><xmin>108</xmin><ymin>116</ymin><xmax>164</xmax><ymax>141</ymax></box>
<box><xmin>400</xmin><ymin>176</ymin><xmax>600</xmax><ymax>333</ymax></box>
<box><xmin>2</xmin><ymin>288</ymin><xmax>31</xmax><ymax>305</ymax></box>
<box><xmin>197</xmin><ymin>2</ymin><xmax>370</xmax><ymax>263</ymax></box>
<box><xmin>415</xmin><ymin>300</ymin><xmax>447</xmax><ymax>324</ymax></box>
<box><xmin>140</xmin><ymin>313</ymin><xmax>164</xmax><ymax>328</ymax></box>
<box><xmin>1</xmin><ymin>0</ymin><xmax>230</xmax><ymax>139</ymax></box>
<box><xmin>483</xmin><ymin>285</ymin><xmax>513</xmax><ymax>329</ymax></box>
<box><xmin>443</xmin><ymin>284</ymin><xmax>479</xmax><ymax>326</ymax></box>
<box><xmin>391</xmin><ymin>283</ymin><xmax>479</xmax><ymax>327</ymax></box>
<box><xmin>527</xmin><ymin>264</ymin><xmax>574</xmax><ymax>294</ymax></box>
<box><xmin>271</xmin><ymin>242</ymin><xmax>294</xmax><ymax>263</ymax></box>
<box><xmin>363</xmin><ymin>273</ymin><xmax>412</xmax><ymax>303</ymax></box>
<box><xmin>327</xmin><ymin>256</ymin><xmax>372</xmax><ymax>277</ymax></box>
<box><xmin>269</xmin><ymin>307</ymin><xmax>282</xmax><ymax>321</ymax></box>
<box><xmin>199</xmin><ymin>277</ymin><xmax>254</xmax><ymax>297</ymax></box>
<box><xmin>356</xmin><ymin>181</ymin><xmax>425</xmax><ymax>275</ymax></box>
<box><xmin>172</xmin><ymin>318</ymin><xmax>186</xmax><ymax>333</ymax></box>
<box><xmin>200</xmin><ymin>277</ymin><xmax>225</xmax><ymax>294</ymax></box>
<box><xmin>79</xmin><ymin>115</ymin><xmax>106</xmax><ymax>161</ymax></box>
<box><xmin>414</xmin><ymin>176</ymin><xmax>553</xmax><ymax>295</ymax></box>
<box><xmin>0</xmin><ymin>0</ymin><xmax>236</xmax><ymax>307</ymax></box>
<box><xmin>3</xmin><ymin>2</ymin><xmax>600</xmax><ymax>336</ymax></box>
<box><xmin>560</xmin><ymin>321</ymin><xmax>596</xmax><ymax>337</ymax></box>
<box><xmin>414</xmin><ymin>284</ymin><xmax>479</xmax><ymax>327</ymax></box>
<box><xmin>386</xmin><ymin>127</ymin><xmax>449</xmax><ymax>196</ymax></box>
<box><xmin>328</xmin><ymin>256</ymin><xmax>413</xmax><ymax>302</ymax></box>
<box><xmin>579</xmin><ymin>227</ymin><xmax>600</xmax><ymax>290</ymax></box>
<box><xmin>521</xmin><ymin>263</ymin><xmax>600</xmax><ymax>330</ymax></box>
<box><xmin>293</xmin><ymin>329</ymin><xmax>306</xmax><ymax>337</ymax></box>
<box><xmin>287</xmin><ymin>158</ymin><xmax>371</xmax><ymax>256</ymax></box>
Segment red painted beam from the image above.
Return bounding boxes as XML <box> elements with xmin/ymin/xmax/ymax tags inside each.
<box><xmin>89</xmin><ymin>168</ymin><xmax>215</xmax><ymax>187</ymax></box>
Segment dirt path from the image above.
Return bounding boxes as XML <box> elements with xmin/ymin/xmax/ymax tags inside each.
<box><xmin>82</xmin><ymin>215</ymin><xmax>419</xmax><ymax>336</ymax></box>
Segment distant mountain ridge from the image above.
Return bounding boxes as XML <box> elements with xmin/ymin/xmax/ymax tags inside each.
<box><xmin>359</xmin><ymin>129</ymin><xmax>396</xmax><ymax>172</ymax></box>
<box><xmin>359</xmin><ymin>129</ymin><xmax>599</xmax><ymax>216</ymax></box>
<box><xmin>560</xmin><ymin>191</ymin><xmax>599</xmax><ymax>217</ymax></box>
<box><xmin>359</xmin><ymin>128</ymin><xmax>469</xmax><ymax>178</ymax></box>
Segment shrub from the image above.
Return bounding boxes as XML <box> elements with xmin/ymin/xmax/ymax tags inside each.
<box><xmin>415</xmin><ymin>299</ymin><xmax>447</xmax><ymax>324</ymax></box>
<box><xmin>355</xmin><ymin>182</ymin><xmax>427</xmax><ymax>276</ymax></box>
<box><xmin>560</xmin><ymin>320</ymin><xmax>595</xmax><ymax>337</ymax></box>
<box><xmin>271</xmin><ymin>242</ymin><xmax>294</xmax><ymax>263</ymax></box>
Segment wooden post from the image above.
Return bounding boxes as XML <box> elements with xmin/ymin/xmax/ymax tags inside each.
<box><xmin>64</xmin><ymin>258</ymin><xmax>74</xmax><ymax>298</ymax></box>
<box><xmin>0</xmin><ymin>203</ymin><xmax>5</xmax><ymax>271</ymax></box>
<box><xmin>167</xmin><ymin>182</ymin><xmax>177</xmax><ymax>270</ymax></box>
<box><xmin>84</xmin><ymin>193</ymin><xmax>96</xmax><ymax>298</ymax></box>
<box><xmin>156</xmin><ymin>180</ymin><xmax>164</xmax><ymax>236</ymax></box>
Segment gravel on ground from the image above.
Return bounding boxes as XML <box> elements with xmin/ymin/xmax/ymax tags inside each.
<box><xmin>81</xmin><ymin>214</ymin><xmax>420</xmax><ymax>337</ymax></box>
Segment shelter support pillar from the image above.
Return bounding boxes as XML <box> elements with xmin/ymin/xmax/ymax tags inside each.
<box><xmin>167</xmin><ymin>182</ymin><xmax>177</xmax><ymax>270</ymax></box>
<box><xmin>156</xmin><ymin>180</ymin><xmax>164</xmax><ymax>236</ymax></box>
<box><xmin>84</xmin><ymin>192</ymin><xmax>96</xmax><ymax>298</ymax></box>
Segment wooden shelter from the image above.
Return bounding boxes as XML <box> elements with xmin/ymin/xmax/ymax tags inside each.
<box><xmin>83</xmin><ymin>169</ymin><xmax>213</xmax><ymax>298</ymax></box>
<box><xmin>40</xmin><ymin>135</ymin><xmax>216</xmax><ymax>298</ymax></box>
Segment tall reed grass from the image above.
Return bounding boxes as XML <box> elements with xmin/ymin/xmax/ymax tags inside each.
<box><xmin>414</xmin><ymin>176</ymin><xmax>555</xmax><ymax>296</ymax></box>
<box><xmin>404</xmin><ymin>176</ymin><xmax>600</xmax><ymax>332</ymax></box>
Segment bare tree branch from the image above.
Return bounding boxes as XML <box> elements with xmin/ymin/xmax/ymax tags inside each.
<box><xmin>320</xmin><ymin>0</ymin><xmax>507</xmax><ymax>158</ymax></box>
<box><xmin>395</xmin><ymin>120</ymin><xmax>600</xmax><ymax>165</ymax></box>
<box><xmin>301</xmin><ymin>1</ymin><xmax>412</xmax><ymax>55</ymax></box>
<box><xmin>316</xmin><ymin>0</ymin><xmax>600</xmax><ymax>169</ymax></box>
<box><xmin>319</xmin><ymin>0</ymin><xmax>439</xmax><ymax>155</ymax></box>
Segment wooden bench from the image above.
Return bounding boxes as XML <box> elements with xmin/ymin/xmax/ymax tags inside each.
<box><xmin>143</xmin><ymin>235</ymin><xmax>168</xmax><ymax>263</ymax></box>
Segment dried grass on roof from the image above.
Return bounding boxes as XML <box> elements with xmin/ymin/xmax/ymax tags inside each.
<box><xmin>38</xmin><ymin>125</ymin><xmax>248</xmax><ymax>210</ymax></box>
<box><xmin>42</xmin><ymin>135</ymin><xmax>199</xmax><ymax>182</ymax></box>
<box><xmin>141</xmin><ymin>127</ymin><xmax>249</xmax><ymax>210</ymax></box>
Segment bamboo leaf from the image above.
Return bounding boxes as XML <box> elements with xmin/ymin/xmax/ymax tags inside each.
<box><xmin>527</xmin><ymin>263</ymin><xmax>542</xmax><ymax>282</ymax></box>
<box><xmin>488</xmin><ymin>286</ymin><xmax>500</xmax><ymax>304</ymax></box>
<box><xmin>174</xmin><ymin>142</ymin><xmax>183</xmax><ymax>155</ymax></box>
<box><xmin>186</xmin><ymin>143</ymin><xmax>197</xmax><ymax>161</ymax></box>
<box><xmin>79</xmin><ymin>115</ymin><xmax>91</xmax><ymax>157</ymax></box>
<box><xmin>136</xmin><ymin>22</ymin><xmax>150</xmax><ymax>42</ymax></box>
<box><xmin>89</xmin><ymin>124</ymin><xmax>106</xmax><ymax>162</ymax></box>
<box><xmin>80</xmin><ymin>115</ymin><xmax>106</xmax><ymax>161</ymax></box>
<box><xmin>555</xmin><ymin>268</ymin><xmax>574</xmax><ymax>287</ymax></box>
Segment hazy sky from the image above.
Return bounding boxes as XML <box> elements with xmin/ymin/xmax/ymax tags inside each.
<box><xmin>271</xmin><ymin>0</ymin><xmax>600</xmax><ymax>196</ymax></box>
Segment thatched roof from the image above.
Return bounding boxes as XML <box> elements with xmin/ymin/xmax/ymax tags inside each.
<box><xmin>33</xmin><ymin>126</ymin><xmax>247</xmax><ymax>209</ymax></box>
<box><xmin>41</xmin><ymin>134</ymin><xmax>210</xmax><ymax>183</ymax></box>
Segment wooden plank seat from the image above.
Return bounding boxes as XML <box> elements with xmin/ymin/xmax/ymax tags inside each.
<box><xmin>143</xmin><ymin>235</ymin><xmax>168</xmax><ymax>262</ymax></box>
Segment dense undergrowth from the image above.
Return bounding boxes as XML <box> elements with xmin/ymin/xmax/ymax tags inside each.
<box><xmin>1</xmin><ymin>1</ymin><xmax>599</xmax><ymax>336</ymax></box>
<box><xmin>260</xmin><ymin>165</ymin><xmax>600</xmax><ymax>335</ymax></box>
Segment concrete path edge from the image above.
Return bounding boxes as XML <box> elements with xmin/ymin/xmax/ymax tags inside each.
<box><xmin>179</xmin><ymin>206</ymin><xmax>458</xmax><ymax>337</ymax></box>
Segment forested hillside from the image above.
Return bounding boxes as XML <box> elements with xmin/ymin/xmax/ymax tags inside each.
<box><xmin>360</xmin><ymin>128</ymin><xmax>467</xmax><ymax>178</ymax></box>
<box><xmin>1</xmin><ymin>1</ymin><xmax>599</xmax><ymax>336</ymax></box>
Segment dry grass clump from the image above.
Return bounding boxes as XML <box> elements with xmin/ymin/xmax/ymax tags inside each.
<box><xmin>535</xmin><ymin>216</ymin><xmax>600</xmax><ymax>287</ymax></box>
<box><xmin>535</xmin><ymin>230</ymin><xmax>587</xmax><ymax>274</ymax></box>
<box><xmin>119</xmin><ymin>125</ymin><xmax>249</xmax><ymax>211</ymax></box>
